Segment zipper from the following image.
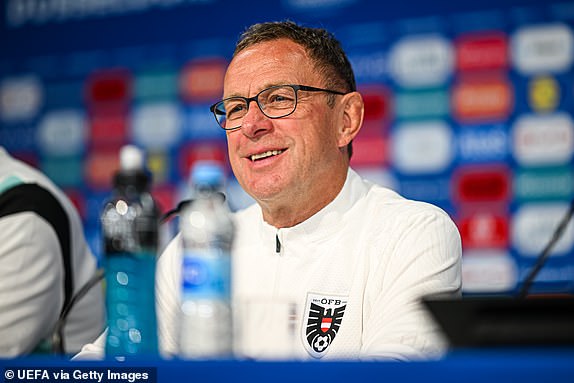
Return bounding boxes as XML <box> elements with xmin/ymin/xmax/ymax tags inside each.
<box><xmin>275</xmin><ymin>229</ymin><xmax>282</xmax><ymax>255</ymax></box>
<box><xmin>272</xmin><ymin>229</ymin><xmax>283</xmax><ymax>298</ymax></box>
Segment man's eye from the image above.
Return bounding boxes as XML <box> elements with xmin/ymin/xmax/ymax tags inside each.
<box><xmin>268</xmin><ymin>93</ymin><xmax>293</xmax><ymax>104</ymax></box>
<box><xmin>226</xmin><ymin>103</ymin><xmax>246</xmax><ymax>118</ymax></box>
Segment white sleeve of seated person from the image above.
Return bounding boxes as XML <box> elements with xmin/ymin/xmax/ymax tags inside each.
<box><xmin>0</xmin><ymin>213</ymin><xmax>64</xmax><ymax>357</ymax></box>
<box><xmin>359</xmin><ymin>208</ymin><xmax>462</xmax><ymax>361</ymax></box>
<box><xmin>155</xmin><ymin>233</ymin><xmax>183</xmax><ymax>357</ymax></box>
<box><xmin>71</xmin><ymin>330</ymin><xmax>107</xmax><ymax>360</ymax></box>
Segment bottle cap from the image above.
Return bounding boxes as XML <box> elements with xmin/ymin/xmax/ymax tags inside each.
<box><xmin>120</xmin><ymin>145</ymin><xmax>144</xmax><ymax>172</ymax></box>
<box><xmin>191</xmin><ymin>161</ymin><xmax>225</xmax><ymax>188</ymax></box>
<box><xmin>114</xmin><ymin>145</ymin><xmax>150</xmax><ymax>191</ymax></box>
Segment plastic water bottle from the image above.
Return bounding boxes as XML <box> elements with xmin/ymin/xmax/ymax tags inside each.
<box><xmin>178</xmin><ymin>161</ymin><xmax>234</xmax><ymax>359</ymax></box>
<box><xmin>101</xmin><ymin>145</ymin><xmax>160</xmax><ymax>359</ymax></box>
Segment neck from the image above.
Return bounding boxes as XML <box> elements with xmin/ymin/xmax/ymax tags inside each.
<box><xmin>259</xmin><ymin>168</ymin><xmax>348</xmax><ymax>228</ymax></box>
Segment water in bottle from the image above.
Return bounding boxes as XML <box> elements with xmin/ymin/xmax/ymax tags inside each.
<box><xmin>101</xmin><ymin>145</ymin><xmax>160</xmax><ymax>359</ymax></box>
<box><xmin>178</xmin><ymin>161</ymin><xmax>234</xmax><ymax>359</ymax></box>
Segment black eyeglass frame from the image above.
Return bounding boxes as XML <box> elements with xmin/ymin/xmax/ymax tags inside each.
<box><xmin>209</xmin><ymin>84</ymin><xmax>348</xmax><ymax>131</ymax></box>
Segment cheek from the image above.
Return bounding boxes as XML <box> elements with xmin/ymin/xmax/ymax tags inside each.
<box><xmin>306</xmin><ymin>118</ymin><xmax>339</xmax><ymax>153</ymax></box>
<box><xmin>293</xmin><ymin>109</ymin><xmax>334</xmax><ymax>147</ymax></box>
<box><xmin>226</xmin><ymin>137</ymin><xmax>242</xmax><ymax>170</ymax></box>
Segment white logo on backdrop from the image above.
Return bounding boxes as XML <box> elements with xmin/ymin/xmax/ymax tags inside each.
<box><xmin>511</xmin><ymin>23</ymin><xmax>574</xmax><ymax>74</ymax></box>
<box><xmin>512</xmin><ymin>113</ymin><xmax>574</xmax><ymax>166</ymax></box>
<box><xmin>392</xmin><ymin>121</ymin><xmax>454</xmax><ymax>174</ymax></box>
<box><xmin>131</xmin><ymin>102</ymin><xmax>182</xmax><ymax>150</ymax></box>
<box><xmin>36</xmin><ymin>109</ymin><xmax>86</xmax><ymax>156</ymax></box>
<box><xmin>512</xmin><ymin>202</ymin><xmax>574</xmax><ymax>257</ymax></box>
<box><xmin>0</xmin><ymin>76</ymin><xmax>43</xmax><ymax>122</ymax></box>
<box><xmin>389</xmin><ymin>35</ymin><xmax>453</xmax><ymax>88</ymax></box>
<box><xmin>462</xmin><ymin>250</ymin><xmax>518</xmax><ymax>293</ymax></box>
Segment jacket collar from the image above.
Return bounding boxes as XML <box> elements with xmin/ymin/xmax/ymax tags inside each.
<box><xmin>256</xmin><ymin>168</ymin><xmax>369</xmax><ymax>245</ymax></box>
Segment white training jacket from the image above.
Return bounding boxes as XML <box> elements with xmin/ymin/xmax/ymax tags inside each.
<box><xmin>76</xmin><ymin>168</ymin><xmax>461</xmax><ymax>361</ymax></box>
<box><xmin>0</xmin><ymin>147</ymin><xmax>104</xmax><ymax>356</ymax></box>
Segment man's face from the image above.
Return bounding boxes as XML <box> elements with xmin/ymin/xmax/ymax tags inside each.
<box><xmin>223</xmin><ymin>39</ymin><xmax>347</xmax><ymax>209</ymax></box>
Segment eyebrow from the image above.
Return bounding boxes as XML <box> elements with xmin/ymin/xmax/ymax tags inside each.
<box><xmin>224</xmin><ymin>82</ymin><xmax>293</xmax><ymax>99</ymax></box>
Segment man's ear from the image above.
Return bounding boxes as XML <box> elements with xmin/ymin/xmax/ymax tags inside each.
<box><xmin>337</xmin><ymin>91</ymin><xmax>364</xmax><ymax>148</ymax></box>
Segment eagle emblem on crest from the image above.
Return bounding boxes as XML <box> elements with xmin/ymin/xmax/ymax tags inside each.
<box><xmin>303</xmin><ymin>293</ymin><xmax>348</xmax><ymax>358</ymax></box>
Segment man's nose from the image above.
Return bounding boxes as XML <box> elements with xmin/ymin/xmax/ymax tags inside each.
<box><xmin>240</xmin><ymin>100</ymin><xmax>272</xmax><ymax>138</ymax></box>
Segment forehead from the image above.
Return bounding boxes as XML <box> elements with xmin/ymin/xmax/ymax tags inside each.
<box><xmin>224</xmin><ymin>39</ymin><xmax>321</xmax><ymax>96</ymax></box>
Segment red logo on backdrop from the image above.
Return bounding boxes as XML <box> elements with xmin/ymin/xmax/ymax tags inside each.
<box><xmin>85</xmin><ymin>70</ymin><xmax>131</xmax><ymax>105</ymax></box>
<box><xmin>459</xmin><ymin>211</ymin><xmax>509</xmax><ymax>249</ymax></box>
<box><xmin>454</xmin><ymin>166</ymin><xmax>511</xmax><ymax>203</ymax></box>
<box><xmin>349</xmin><ymin>135</ymin><xmax>387</xmax><ymax>167</ymax></box>
<box><xmin>360</xmin><ymin>85</ymin><xmax>392</xmax><ymax>123</ymax></box>
<box><xmin>85</xmin><ymin>148</ymin><xmax>121</xmax><ymax>190</ymax></box>
<box><xmin>88</xmin><ymin>109</ymin><xmax>128</xmax><ymax>145</ymax></box>
<box><xmin>180</xmin><ymin>58</ymin><xmax>227</xmax><ymax>103</ymax></box>
<box><xmin>452</xmin><ymin>76</ymin><xmax>513</xmax><ymax>123</ymax></box>
<box><xmin>456</xmin><ymin>33</ymin><xmax>508</xmax><ymax>71</ymax></box>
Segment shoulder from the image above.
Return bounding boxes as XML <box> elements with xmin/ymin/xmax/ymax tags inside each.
<box><xmin>0</xmin><ymin>155</ymin><xmax>83</xmax><ymax>228</ymax></box>
<box><xmin>364</xmin><ymin>179</ymin><xmax>452</xmax><ymax>220</ymax></box>
<box><xmin>354</xmin><ymin>178</ymin><xmax>459</xmax><ymax>242</ymax></box>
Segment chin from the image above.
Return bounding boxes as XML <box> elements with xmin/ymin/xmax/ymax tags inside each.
<box><xmin>239</xmin><ymin>163</ymin><xmax>299</xmax><ymax>199</ymax></box>
<box><xmin>245</xmin><ymin>181</ymin><xmax>287</xmax><ymax>202</ymax></box>
<box><xmin>248</xmin><ymin>187</ymin><xmax>283</xmax><ymax>202</ymax></box>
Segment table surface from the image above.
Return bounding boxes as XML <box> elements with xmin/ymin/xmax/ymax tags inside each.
<box><xmin>2</xmin><ymin>348</ymin><xmax>574</xmax><ymax>383</ymax></box>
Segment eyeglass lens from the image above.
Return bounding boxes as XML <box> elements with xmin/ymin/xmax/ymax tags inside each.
<box><xmin>215</xmin><ymin>85</ymin><xmax>297</xmax><ymax>130</ymax></box>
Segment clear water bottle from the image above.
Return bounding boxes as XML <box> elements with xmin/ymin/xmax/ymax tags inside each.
<box><xmin>178</xmin><ymin>161</ymin><xmax>234</xmax><ymax>359</ymax></box>
<box><xmin>101</xmin><ymin>145</ymin><xmax>159</xmax><ymax>359</ymax></box>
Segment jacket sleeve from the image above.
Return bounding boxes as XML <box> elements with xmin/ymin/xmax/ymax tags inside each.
<box><xmin>72</xmin><ymin>331</ymin><xmax>106</xmax><ymax>360</ymax></box>
<box><xmin>156</xmin><ymin>234</ymin><xmax>183</xmax><ymax>357</ymax></box>
<box><xmin>0</xmin><ymin>213</ymin><xmax>63</xmax><ymax>356</ymax></box>
<box><xmin>360</xmin><ymin>206</ymin><xmax>462</xmax><ymax>361</ymax></box>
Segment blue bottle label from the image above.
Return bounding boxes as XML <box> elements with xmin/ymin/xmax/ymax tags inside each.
<box><xmin>104</xmin><ymin>252</ymin><xmax>158</xmax><ymax>357</ymax></box>
<box><xmin>182</xmin><ymin>251</ymin><xmax>231</xmax><ymax>299</ymax></box>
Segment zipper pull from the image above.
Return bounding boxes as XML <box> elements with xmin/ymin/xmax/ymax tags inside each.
<box><xmin>276</xmin><ymin>233</ymin><xmax>281</xmax><ymax>254</ymax></box>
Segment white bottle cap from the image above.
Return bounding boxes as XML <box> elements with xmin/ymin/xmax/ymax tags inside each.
<box><xmin>119</xmin><ymin>145</ymin><xmax>144</xmax><ymax>172</ymax></box>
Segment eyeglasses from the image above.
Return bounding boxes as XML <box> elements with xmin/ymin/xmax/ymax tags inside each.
<box><xmin>209</xmin><ymin>84</ymin><xmax>347</xmax><ymax>130</ymax></box>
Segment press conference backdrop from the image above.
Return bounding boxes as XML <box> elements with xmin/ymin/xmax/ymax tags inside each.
<box><xmin>1</xmin><ymin>0</ymin><xmax>573</xmax><ymax>295</ymax></box>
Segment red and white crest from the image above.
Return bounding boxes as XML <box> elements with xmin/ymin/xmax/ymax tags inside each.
<box><xmin>302</xmin><ymin>293</ymin><xmax>348</xmax><ymax>358</ymax></box>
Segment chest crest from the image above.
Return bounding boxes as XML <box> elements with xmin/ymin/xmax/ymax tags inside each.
<box><xmin>302</xmin><ymin>293</ymin><xmax>348</xmax><ymax>358</ymax></box>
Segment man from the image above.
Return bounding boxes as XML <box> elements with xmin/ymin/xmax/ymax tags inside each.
<box><xmin>0</xmin><ymin>147</ymin><xmax>105</xmax><ymax>356</ymax></box>
<box><xmin>77</xmin><ymin>21</ymin><xmax>461</xmax><ymax>361</ymax></box>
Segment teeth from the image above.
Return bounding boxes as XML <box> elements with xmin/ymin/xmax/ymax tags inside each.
<box><xmin>250</xmin><ymin>150</ymin><xmax>283</xmax><ymax>161</ymax></box>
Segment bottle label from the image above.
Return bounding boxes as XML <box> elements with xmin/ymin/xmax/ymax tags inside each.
<box><xmin>104</xmin><ymin>252</ymin><xmax>158</xmax><ymax>357</ymax></box>
<box><xmin>182</xmin><ymin>251</ymin><xmax>231</xmax><ymax>299</ymax></box>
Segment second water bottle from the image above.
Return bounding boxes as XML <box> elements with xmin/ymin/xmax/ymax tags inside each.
<box><xmin>178</xmin><ymin>161</ymin><xmax>234</xmax><ymax>359</ymax></box>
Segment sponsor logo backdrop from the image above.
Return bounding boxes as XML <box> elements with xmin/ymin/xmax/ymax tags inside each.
<box><xmin>1</xmin><ymin>0</ymin><xmax>573</xmax><ymax>294</ymax></box>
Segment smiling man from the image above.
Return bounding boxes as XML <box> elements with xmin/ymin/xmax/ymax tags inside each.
<box><xmin>76</xmin><ymin>21</ymin><xmax>461</xmax><ymax>361</ymax></box>
<box><xmin>222</xmin><ymin>37</ymin><xmax>362</xmax><ymax>228</ymax></box>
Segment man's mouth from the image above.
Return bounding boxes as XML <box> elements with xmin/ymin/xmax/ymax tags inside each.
<box><xmin>250</xmin><ymin>149</ymin><xmax>284</xmax><ymax>161</ymax></box>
